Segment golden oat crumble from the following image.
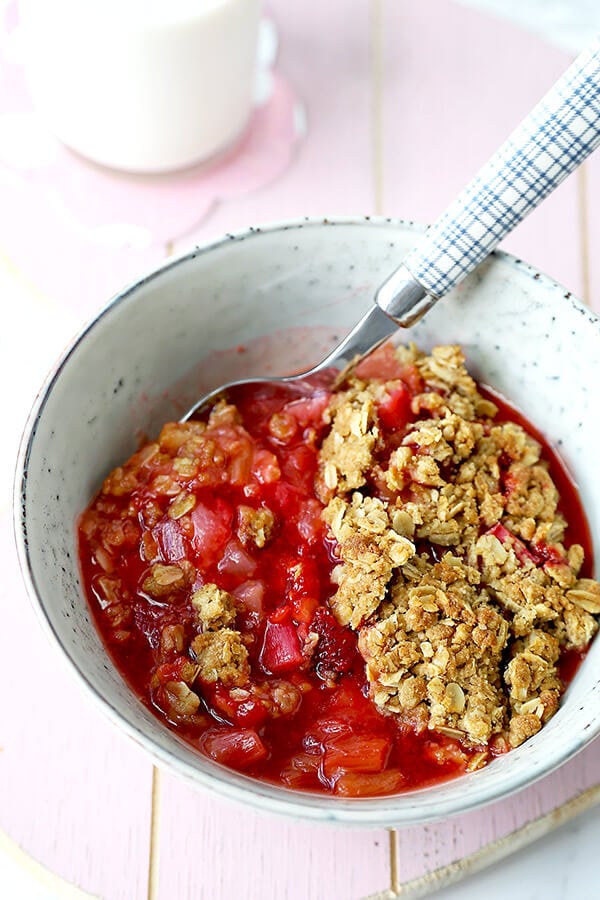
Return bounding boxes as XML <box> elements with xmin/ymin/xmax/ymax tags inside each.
<box><xmin>191</xmin><ymin>630</ymin><xmax>250</xmax><ymax>687</ymax></box>
<box><xmin>237</xmin><ymin>505</ymin><xmax>276</xmax><ymax>548</ymax></box>
<box><xmin>141</xmin><ymin>561</ymin><xmax>195</xmax><ymax>600</ymax></box>
<box><xmin>229</xmin><ymin>680</ymin><xmax>302</xmax><ymax>718</ymax></box>
<box><xmin>159</xmin><ymin>623</ymin><xmax>185</xmax><ymax>658</ymax></box>
<box><xmin>317</xmin><ymin>383</ymin><xmax>384</xmax><ymax>499</ymax></box>
<box><xmin>162</xmin><ymin>680</ymin><xmax>202</xmax><ymax>720</ymax></box>
<box><xmin>319</xmin><ymin>343</ymin><xmax>599</xmax><ymax>749</ymax></box>
<box><xmin>359</xmin><ymin>554</ymin><xmax>508</xmax><ymax>744</ymax></box>
<box><xmin>323</xmin><ymin>493</ymin><xmax>415</xmax><ymax>629</ymax></box>
<box><xmin>191</xmin><ymin>583</ymin><xmax>237</xmax><ymax>631</ymax></box>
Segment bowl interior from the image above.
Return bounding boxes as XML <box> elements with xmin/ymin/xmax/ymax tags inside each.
<box><xmin>17</xmin><ymin>218</ymin><xmax>600</xmax><ymax>825</ymax></box>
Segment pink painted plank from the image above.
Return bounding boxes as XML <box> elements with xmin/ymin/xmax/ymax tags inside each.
<box><xmin>162</xmin><ymin>4</ymin><xmax>391</xmax><ymax>898</ymax></box>
<box><xmin>0</xmin><ymin>514</ymin><xmax>153</xmax><ymax>900</ymax></box>
<box><xmin>0</xmin><ymin>174</ymin><xmax>161</xmax><ymax>320</ymax></box>
<box><xmin>394</xmin><ymin>736</ymin><xmax>600</xmax><ymax>884</ymax></box>
<box><xmin>584</xmin><ymin>153</ymin><xmax>600</xmax><ymax>312</ymax></box>
<box><xmin>381</xmin><ymin>3</ymin><xmax>594</xmax><ymax>882</ymax></box>
<box><xmin>380</xmin><ymin>0</ymin><xmax>584</xmax><ymax>300</ymax></box>
<box><xmin>156</xmin><ymin>774</ymin><xmax>390</xmax><ymax>900</ymax></box>
<box><xmin>0</xmin><ymin>271</ymin><xmax>154</xmax><ymax>899</ymax></box>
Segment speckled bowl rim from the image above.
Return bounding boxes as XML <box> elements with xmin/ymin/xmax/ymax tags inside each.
<box><xmin>13</xmin><ymin>215</ymin><xmax>600</xmax><ymax>826</ymax></box>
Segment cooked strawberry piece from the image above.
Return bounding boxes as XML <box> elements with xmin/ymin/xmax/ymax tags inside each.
<box><xmin>377</xmin><ymin>383</ymin><xmax>413</xmax><ymax>431</ymax></box>
<box><xmin>251</xmin><ymin>448</ymin><xmax>281</xmax><ymax>484</ymax></box>
<box><xmin>260</xmin><ymin>621</ymin><xmax>304</xmax><ymax>673</ymax></box>
<box><xmin>322</xmin><ymin>734</ymin><xmax>391</xmax><ymax>777</ymax></box>
<box><xmin>202</xmin><ymin>727</ymin><xmax>268</xmax><ymax>770</ymax></box>
<box><xmin>153</xmin><ymin>518</ymin><xmax>187</xmax><ymax>562</ymax></box>
<box><xmin>190</xmin><ymin>499</ymin><xmax>232</xmax><ymax>568</ymax></box>
<box><xmin>282</xmin><ymin>391</ymin><xmax>331</xmax><ymax>428</ymax></box>
<box><xmin>295</xmin><ymin>498</ymin><xmax>325</xmax><ymax>544</ymax></box>
<box><xmin>354</xmin><ymin>343</ymin><xmax>405</xmax><ymax>380</ymax></box>
<box><xmin>531</xmin><ymin>541</ymin><xmax>567</xmax><ymax>567</ymax></box>
<box><xmin>334</xmin><ymin>769</ymin><xmax>406</xmax><ymax>797</ymax></box>
<box><xmin>311</xmin><ymin>607</ymin><xmax>358</xmax><ymax>678</ymax></box>
<box><xmin>233</xmin><ymin>580</ymin><xmax>265</xmax><ymax>615</ymax></box>
<box><xmin>280</xmin><ymin>445</ymin><xmax>318</xmax><ymax>492</ymax></box>
<box><xmin>286</xmin><ymin>560</ymin><xmax>321</xmax><ymax>623</ymax></box>
<box><xmin>279</xmin><ymin>752</ymin><xmax>321</xmax><ymax>788</ymax></box>
<box><xmin>154</xmin><ymin>656</ymin><xmax>193</xmax><ymax>684</ymax></box>
<box><xmin>210</xmin><ymin>685</ymin><xmax>268</xmax><ymax>728</ymax></box>
<box><xmin>217</xmin><ymin>538</ymin><xmax>257</xmax><ymax>580</ymax></box>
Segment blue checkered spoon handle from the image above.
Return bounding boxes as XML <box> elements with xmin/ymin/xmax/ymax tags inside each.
<box><xmin>377</xmin><ymin>38</ymin><xmax>600</xmax><ymax>326</ymax></box>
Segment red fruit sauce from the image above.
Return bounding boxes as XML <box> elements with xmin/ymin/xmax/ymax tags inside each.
<box><xmin>78</xmin><ymin>363</ymin><xmax>593</xmax><ymax>797</ymax></box>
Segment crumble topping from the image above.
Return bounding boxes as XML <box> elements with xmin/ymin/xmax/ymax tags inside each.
<box><xmin>230</xmin><ymin>680</ymin><xmax>302</xmax><ymax>718</ymax></box>
<box><xmin>358</xmin><ymin>554</ymin><xmax>508</xmax><ymax>744</ymax></box>
<box><xmin>317</xmin><ymin>383</ymin><xmax>382</xmax><ymax>498</ymax></box>
<box><xmin>141</xmin><ymin>561</ymin><xmax>195</xmax><ymax>600</ymax></box>
<box><xmin>191</xmin><ymin>583</ymin><xmax>237</xmax><ymax>631</ymax></box>
<box><xmin>323</xmin><ymin>493</ymin><xmax>414</xmax><ymax>628</ymax></box>
<box><xmin>191</xmin><ymin>630</ymin><xmax>250</xmax><ymax>687</ymax></box>
<box><xmin>159</xmin><ymin>623</ymin><xmax>185</xmax><ymax>657</ymax></box>
<box><xmin>237</xmin><ymin>505</ymin><xmax>275</xmax><ymax>548</ymax></box>
<box><xmin>162</xmin><ymin>681</ymin><xmax>202</xmax><ymax>720</ymax></box>
<box><xmin>320</xmin><ymin>343</ymin><xmax>599</xmax><ymax>749</ymax></box>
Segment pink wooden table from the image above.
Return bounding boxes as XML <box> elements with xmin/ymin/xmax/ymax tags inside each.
<box><xmin>2</xmin><ymin>2</ymin><xmax>600</xmax><ymax>897</ymax></box>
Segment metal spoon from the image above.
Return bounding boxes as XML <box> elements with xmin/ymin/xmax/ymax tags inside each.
<box><xmin>183</xmin><ymin>40</ymin><xmax>600</xmax><ymax>422</ymax></box>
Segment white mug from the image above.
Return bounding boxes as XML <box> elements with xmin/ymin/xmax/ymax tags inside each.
<box><xmin>19</xmin><ymin>0</ymin><xmax>262</xmax><ymax>173</ymax></box>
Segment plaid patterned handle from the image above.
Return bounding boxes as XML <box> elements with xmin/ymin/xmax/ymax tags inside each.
<box><xmin>403</xmin><ymin>38</ymin><xmax>600</xmax><ymax>299</ymax></box>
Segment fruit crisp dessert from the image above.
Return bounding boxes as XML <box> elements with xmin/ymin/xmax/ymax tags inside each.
<box><xmin>79</xmin><ymin>342</ymin><xmax>599</xmax><ymax>797</ymax></box>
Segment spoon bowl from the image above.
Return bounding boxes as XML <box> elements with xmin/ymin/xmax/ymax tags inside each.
<box><xmin>181</xmin><ymin>306</ymin><xmax>397</xmax><ymax>420</ymax></box>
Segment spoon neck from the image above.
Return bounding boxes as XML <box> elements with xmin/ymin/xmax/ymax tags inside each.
<box><xmin>375</xmin><ymin>264</ymin><xmax>436</xmax><ymax>327</ymax></box>
<box><xmin>314</xmin><ymin>305</ymin><xmax>397</xmax><ymax>375</ymax></box>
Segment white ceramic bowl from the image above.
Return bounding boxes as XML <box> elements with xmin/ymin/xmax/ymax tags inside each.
<box><xmin>15</xmin><ymin>217</ymin><xmax>600</xmax><ymax>826</ymax></box>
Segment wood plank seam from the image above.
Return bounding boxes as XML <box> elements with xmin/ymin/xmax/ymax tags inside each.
<box><xmin>387</xmin><ymin>829</ymin><xmax>399</xmax><ymax>895</ymax></box>
<box><xmin>147</xmin><ymin>766</ymin><xmax>161</xmax><ymax>900</ymax></box>
<box><xmin>577</xmin><ymin>163</ymin><xmax>591</xmax><ymax>307</ymax></box>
